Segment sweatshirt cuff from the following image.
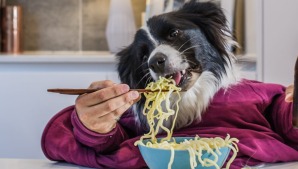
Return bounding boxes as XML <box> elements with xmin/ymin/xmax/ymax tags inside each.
<box><xmin>71</xmin><ymin>109</ymin><xmax>128</xmax><ymax>153</ymax></box>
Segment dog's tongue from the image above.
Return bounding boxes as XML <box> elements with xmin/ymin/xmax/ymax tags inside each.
<box><xmin>172</xmin><ymin>72</ymin><xmax>182</xmax><ymax>85</ymax></box>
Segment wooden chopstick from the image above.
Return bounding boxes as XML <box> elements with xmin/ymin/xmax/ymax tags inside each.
<box><xmin>47</xmin><ymin>88</ymin><xmax>182</xmax><ymax>95</ymax></box>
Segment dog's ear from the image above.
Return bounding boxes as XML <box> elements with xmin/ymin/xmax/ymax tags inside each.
<box><xmin>179</xmin><ymin>1</ymin><xmax>226</xmax><ymax>27</ymax></box>
<box><xmin>117</xmin><ymin>43</ymin><xmax>149</xmax><ymax>131</ymax></box>
<box><xmin>117</xmin><ymin>29</ymin><xmax>154</xmax><ymax>89</ymax></box>
<box><xmin>116</xmin><ymin>43</ymin><xmax>148</xmax><ymax>89</ymax></box>
<box><xmin>116</xmin><ymin>44</ymin><xmax>137</xmax><ymax>88</ymax></box>
<box><xmin>178</xmin><ymin>1</ymin><xmax>229</xmax><ymax>56</ymax></box>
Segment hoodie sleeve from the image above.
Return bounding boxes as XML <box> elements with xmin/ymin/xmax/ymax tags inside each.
<box><xmin>268</xmin><ymin>92</ymin><xmax>298</xmax><ymax>148</ymax></box>
<box><xmin>252</xmin><ymin>81</ymin><xmax>298</xmax><ymax>149</ymax></box>
<box><xmin>70</xmin><ymin>108</ymin><xmax>129</xmax><ymax>153</ymax></box>
<box><xmin>41</xmin><ymin>105</ymin><xmax>138</xmax><ymax>168</ymax></box>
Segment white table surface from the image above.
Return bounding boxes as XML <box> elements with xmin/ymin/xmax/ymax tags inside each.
<box><xmin>0</xmin><ymin>159</ymin><xmax>94</xmax><ymax>169</ymax></box>
<box><xmin>1</xmin><ymin>158</ymin><xmax>298</xmax><ymax>169</ymax></box>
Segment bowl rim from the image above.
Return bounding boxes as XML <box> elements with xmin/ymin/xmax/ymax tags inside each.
<box><xmin>138</xmin><ymin>137</ymin><xmax>231</xmax><ymax>152</ymax></box>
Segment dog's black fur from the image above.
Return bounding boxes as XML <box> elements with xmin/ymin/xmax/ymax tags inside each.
<box><xmin>117</xmin><ymin>1</ymin><xmax>238</xmax><ymax>131</ymax></box>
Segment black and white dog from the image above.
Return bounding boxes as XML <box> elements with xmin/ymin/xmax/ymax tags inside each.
<box><xmin>117</xmin><ymin>1</ymin><xmax>239</xmax><ymax>131</ymax></box>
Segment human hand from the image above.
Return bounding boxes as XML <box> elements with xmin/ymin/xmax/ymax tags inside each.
<box><xmin>75</xmin><ymin>80</ymin><xmax>140</xmax><ymax>134</ymax></box>
<box><xmin>285</xmin><ymin>84</ymin><xmax>294</xmax><ymax>102</ymax></box>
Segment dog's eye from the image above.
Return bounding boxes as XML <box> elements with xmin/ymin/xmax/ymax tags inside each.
<box><xmin>169</xmin><ymin>29</ymin><xmax>180</xmax><ymax>39</ymax></box>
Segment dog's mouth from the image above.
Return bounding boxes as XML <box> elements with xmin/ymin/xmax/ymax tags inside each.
<box><xmin>165</xmin><ymin>64</ymin><xmax>200</xmax><ymax>87</ymax></box>
<box><xmin>165</xmin><ymin>70</ymin><xmax>189</xmax><ymax>87</ymax></box>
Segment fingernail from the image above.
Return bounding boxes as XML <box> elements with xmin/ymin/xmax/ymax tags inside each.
<box><xmin>121</xmin><ymin>84</ymin><xmax>129</xmax><ymax>92</ymax></box>
<box><xmin>131</xmin><ymin>91</ymin><xmax>139</xmax><ymax>99</ymax></box>
<box><xmin>133</xmin><ymin>95</ymin><xmax>141</xmax><ymax>103</ymax></box>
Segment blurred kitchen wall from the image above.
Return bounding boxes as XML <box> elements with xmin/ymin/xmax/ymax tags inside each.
<box><xmin>6</xmin><ymin>0</ymin><xmax>145</xmax><ymax>51</ymax></box>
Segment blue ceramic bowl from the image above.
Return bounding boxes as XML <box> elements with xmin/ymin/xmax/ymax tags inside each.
<box><xmin>138</xmin><ymin>137</ymin><xmax>231</xmax><ymax>169</ymax></box>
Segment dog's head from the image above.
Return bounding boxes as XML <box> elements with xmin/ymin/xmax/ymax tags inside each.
<box><xmin>117</xmin><ymin>1</ymin><xmax>238</xmax><ymax>130</ymax></box>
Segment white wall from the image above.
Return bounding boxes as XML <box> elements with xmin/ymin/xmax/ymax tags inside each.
<box><xmin>0</xmin><ymin>57</ymin><xmax>119</xmax><ymax>159</ymax></box>
<box><xmin>261</xmin><ymin>0</ymin><xmax>298</xmax><ymax>85</ymax></box>
<box><xmin>223</xmin><ymin>0</ymin><xmax>298</xmax><ymax>85</ymax></box>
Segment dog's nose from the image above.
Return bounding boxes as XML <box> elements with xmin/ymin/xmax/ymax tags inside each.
<box><xmin>149</xmin><ymin>52</ymin><xmax>167</xmax><ymax>73</ymax></box>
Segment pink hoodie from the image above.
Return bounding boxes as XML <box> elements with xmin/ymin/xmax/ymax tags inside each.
<box><xmin>41</xmin><ymin>80</ymin><xmax>298</xmax><ymax>169</ymax></box>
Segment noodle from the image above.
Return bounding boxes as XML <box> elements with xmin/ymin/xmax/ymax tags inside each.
<box><xmin>135</xmin><ymin>77</ymin><xmax>239</xmax><ymax>169</ymax></box>
<box><xmin>135</xmin><ymin>77</ymin><xmax>181</xmax><ymax>143</ymax></box>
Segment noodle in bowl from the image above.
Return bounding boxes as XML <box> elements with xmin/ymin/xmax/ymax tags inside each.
<box><xmin>138</xmin><ymin>137</ymin><xmax>231</xmax><ymax>169</ymax></box>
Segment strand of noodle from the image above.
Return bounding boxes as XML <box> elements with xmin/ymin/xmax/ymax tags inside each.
<box><xmin>169</xmin><ymin>90</ymin><xmax>181</xmax><ymax>141</ymax></box>
<box><xmin>225</xmin><ymin>144</ymin><xmax>239</xmax><ymax>169</ymax></box>
<box><xmin>138</xmin><ymin>77</ymin><xmax>179</xmax><ymax>143</ymax></box>
<box><xmin>145</xmin><ymin>89</ymin><xmax>162</xmax><ymax>142</ymax></box>
<box><xmin>168</xmin><ymin>146</ymin><xmax>175</xmax><ymax>169</ymax></box>
<box><xmin>196</xmin><ymin>148</ymin><xmax>205</xmax><ymax>166</ymax></box>
<box><xmin>153</xmin><ymin>79</ymin><xmax>179</xmax><ymax>142</ymax></box>
<box><xmin>223</xmin><ymin>135</ymin><xmax>239</xmax><ymax>169</ymax></box>
<box><xmin>204</xmin><ymin>158</ymin><xmax>220</xmax><ymax>169</ymax></box>
<box><xmin>187</xmin><ymin>147</ymin><xmax>196</xmax><ymax>169</ymax></box>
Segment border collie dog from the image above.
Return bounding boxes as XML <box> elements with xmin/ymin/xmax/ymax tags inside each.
<box><xmin>117</xmin><ymin>1</ymin><xmax>239</xmax><ymax>131</ymax></box>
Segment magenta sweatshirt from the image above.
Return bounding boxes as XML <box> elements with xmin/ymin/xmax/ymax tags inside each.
<box><xmin>41</xmin><ymin>80</ymin><xmax>298</xmax><ymax>169</ymax></box>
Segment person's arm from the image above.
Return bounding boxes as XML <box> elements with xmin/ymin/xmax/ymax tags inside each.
<box><xmin>265</xmin><ymin>85</ymin><xmax>298</xmax><ymax>147</ymax></box>
<box><xmin>42</xmin><ymin>80</ymin><xmax>145</xmax><ymax>168</ymax></box>
<box><xmin>41</xmin><ymin>106</ymin><xmax>146</xmax><ymax>168</ymax></box>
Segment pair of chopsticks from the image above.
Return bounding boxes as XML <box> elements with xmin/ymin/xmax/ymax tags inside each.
<box><xmin>47</xmin><ymin>88</ymin><xmax>180</xmax><ymax>95</ymax></box>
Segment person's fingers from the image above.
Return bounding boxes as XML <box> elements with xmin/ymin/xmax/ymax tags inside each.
<box><xmin>285</xmin><ymin>84</ymin><xmax>294</xmax><ymax>102</ymax></box>
<box><xmin>74</xmin><ymin>80</ymin><xmax>141</xmax><ymax>133</ymax></box>
<box><xmin>133</xmin><ymin>95</ymin><xmax>142</xmax><ymax>104</ymax></box>
<box><xmin>79</xmin><ymin>91</ymin><xmax>139</xmax><ymax>119</ymax></box>
<box><xmin>77</xmin><ymin>84</ymin><xmax>132</xmax><ymax>107</ymax></box>
<box><xmin>285</xmin><ymin>93</ymin><xmax>293</xmax><ymax>102</ymax></box>
<box><xmin>112</xmin><ymin>100</ymin><xmax>135</xmax><ymax>119</ymax></box>
<box><xmin>87</xmin><ymin>100</ymin><xmax>135</xmax><ymax>133</ymax></box>
<box><xmin>88</xmin><ymin>80</ymin><xmax>115</xmax><ymax>89</ymax></box>
<box><xmin>285</xmin><ymin>85</ymin><xmax>294</xmax><ymax>94</ymax></box>
<box><xmin>76</xmin><ymin>80</ymin><xmax>115</xmax><ymax>106</ymax></box>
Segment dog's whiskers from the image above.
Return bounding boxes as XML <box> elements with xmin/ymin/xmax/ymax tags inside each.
<box><xmin>145</xmin><ymin>76</ymin><xmax>153</xmax><ymax>87</ymax></box>
<box><xmin>136</xmin><ymin>71</ymin><xmax>151</xmax><ymax>87</ymax></box>
<box><xmin>178</xmin><ymin>36</ymin><xmax>197</xmax><ymax>51</ymax></box>
<box><xmin>136</xmin><ymin>61</ymin><xmax>148</xmax><ymax>71</ymax></box>
<box><xmin>180</xmin><ymin>44</ymin><xmax>202</xmax><ymax>55</ymax></box>
<box><xmin>182</xmin><ymin>58</ymin><xmax>197</xmax><ymax>66</ymax></box>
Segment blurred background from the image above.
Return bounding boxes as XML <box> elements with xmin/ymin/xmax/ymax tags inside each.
<box><xmin>0</xmin><ymin>0</ymin><xmax>297</xmax><ymax>160</ymax></box>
